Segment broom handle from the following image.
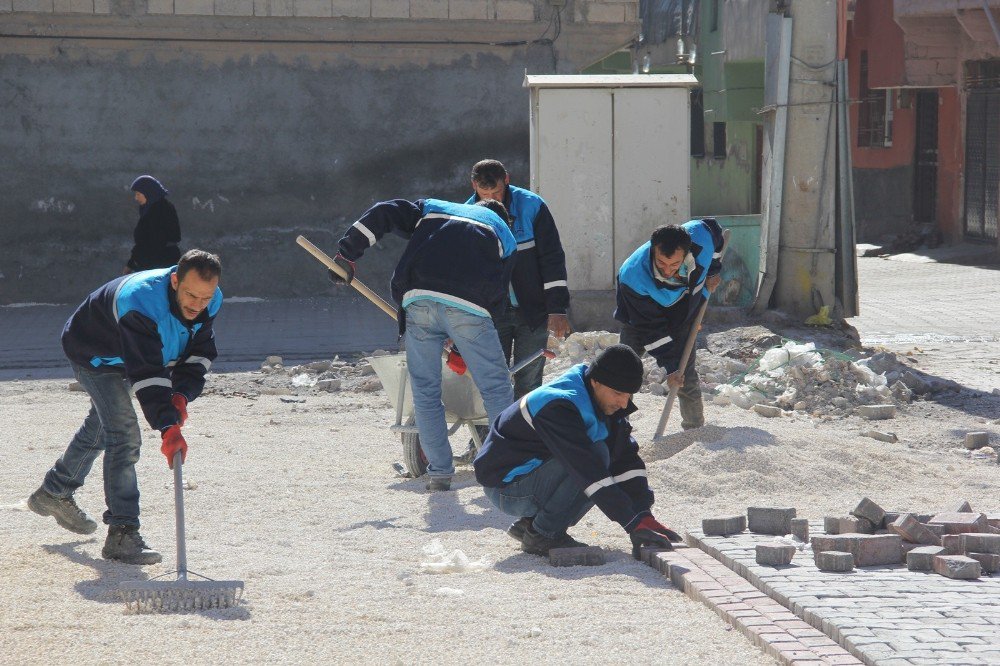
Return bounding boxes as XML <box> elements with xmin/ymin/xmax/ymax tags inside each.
<box><xmin>296</xmin><ymin>235</ymin><xmax>399</xmax><ymax>322</ymax></box>
<box><xmin>173</xmin><ymin>451</ymin><xmax>188</xmax><ymax>580</ymax></box>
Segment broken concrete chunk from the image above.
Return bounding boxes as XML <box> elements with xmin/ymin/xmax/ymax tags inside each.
<box><xmin>748</xmin><ymin>507</ymin><xmax>796</xmax><ymax>536</ymax></box>
<box><xmin>862</xmin><ymin>430</ymin><xmax>898</xmax><ymax>443</ymax></box>
<box><xmin>851</xmin><ymin>497</ymin><xmax>887</xmax><ymax>527</ymax></box>
<box><xmin>756</xmin><ymin>543</ymin><xmax>796</xmax><ymax>566</ymax></box>
<box><xmin>858</xmin><ymin>404</ymin><xmax>895</xmax><ymax>420</ymax></box>
<box><xmin>790</xmin><ymin>518</ymin><xmax>809</xmax><ymax>542</ymax></box>
<box><xmin>815</xmin><ymin>550</ymin><xmax>854</xmax><ymax>572</ymax></box>
<box><xmin>906</xmin><ymin>546</ymin><xmax>947</xmax><ymax>571</ymax></box>
<box><xmin>933</xmin><ymin>555</ymin><xmax>981</xmax><ymax>579</ymax></box>
<box><xmin>549</xmin><ymin>546</ymin><xmax>605</xmax><ymax>567</ymax></box>
<box><xmin>702</xmin><ymin>515</ymin><xmax>746</xmax><ymax>537</ymax></box>
<box><xmin>752</xmin><ymin>404</ymin><xmax>782</xmax><ymax>418</ymax></box>
<box><xmin>317</xmin><ymin>378</ymin><xmax>342</xmax><ymax>392</ymax></box>
<box><xmin>965</xmin><ymin>432</ymin><xmax>990</xmax><ymax>450</ymax></box>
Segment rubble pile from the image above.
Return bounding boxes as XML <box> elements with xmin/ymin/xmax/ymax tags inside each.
<box><xmin>250</xmin><ymin>353</ymin><xmax>385</xmax><ymax>395</ymax></box>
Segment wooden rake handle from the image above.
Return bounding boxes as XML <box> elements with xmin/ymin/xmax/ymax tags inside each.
<box><xmin>296</xmin><ymin>235</ymin><xmax>398</xmax><ymax>322</ymax></box>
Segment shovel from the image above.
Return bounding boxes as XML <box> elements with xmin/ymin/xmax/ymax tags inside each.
<box><xmin>118</xmin><ymin>451</ymin><xmax>244</xmax><ymax>613</ymax></box>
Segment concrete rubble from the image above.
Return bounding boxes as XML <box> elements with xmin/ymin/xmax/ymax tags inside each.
<box><xmin>252</xmin><ymin>352</ymin><xmax>387</xmax><ymax>396</ymax></box>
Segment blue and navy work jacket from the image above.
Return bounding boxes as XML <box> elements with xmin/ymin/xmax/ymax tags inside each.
<box><xmin>338</xmin><ymin>198</ymin><xmax>517</xmax><ymax>333</ymax></box>
<box><xmin>61</xmin><ymin>267</ymin><xmax>222</xmax><ymax>432</ymax></box>
<box><xmin>614</xmin><ymin>218</ymin><xmax>725</xmax><ymax>372</ymax></box>
<box><xmin>473</xmin><ymin>364</ymin><xmax>654</xmax><ymax>532</ymax></box>
<box><xmin>465</xmin><ymin>185</ymin><xmax>569</xmax><ymax>328</ymax></box>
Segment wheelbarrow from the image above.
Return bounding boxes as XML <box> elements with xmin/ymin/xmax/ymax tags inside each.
<box><xmin>369</xmin><ymin>349</ymin><xmax>549</xmax><ymax>478</ymax></box>
<box><xmin>295</xmin><ymin>234</ymin><xmax>554</xmax><ymax>478</ymax></box>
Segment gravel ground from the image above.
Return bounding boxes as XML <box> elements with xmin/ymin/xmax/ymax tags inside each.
<box><xmin>2</xmin><ymin>355</ymin><xmax>998</xmax><ymax>664</ymax></box>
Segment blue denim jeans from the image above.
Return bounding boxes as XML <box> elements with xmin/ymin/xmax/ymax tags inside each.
<box><xmin>483</xmin><ymin>440</ymin><xmax>610</xmax><ymax>539</ymax></box>
<box><xmin>494</xmin><ymin>304</ymin><xmax>550</xmax><ymax>399</ymax></box>
<box><xmin>43</xmin><ymin>362</ymin><xmax>143</xmax><ymax>527</ymax></box>
<box><xmin>405</xmin><ymin>300</ymin><xmax>515</xmax><ymax>478</ymax></box>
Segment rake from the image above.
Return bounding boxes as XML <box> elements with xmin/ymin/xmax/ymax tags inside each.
<box><xmin>119</xmin><ymin>451</ymin><xmax>244</xmax><ymax>613</ymax></box>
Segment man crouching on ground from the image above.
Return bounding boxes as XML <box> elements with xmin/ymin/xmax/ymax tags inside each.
<box><xmin>28</xmin><ymin>249</ymin><xmax>223</xmax><ymax>565</ymax></box>
<box><xmin>473</xmin><ymin>344</ymin><xmax>683</xmax><ymax>558</ymax></box>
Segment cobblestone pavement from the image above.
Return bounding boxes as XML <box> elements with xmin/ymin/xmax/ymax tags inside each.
<box><xmin>641</xmin><ymin>544</ymin><xmax>862</xmax><ymax>665</ymax></box>
<box><xmin>687</xmin><ymin>524</ymin><xmax>1000</xmax><ymax>666</ymax></box>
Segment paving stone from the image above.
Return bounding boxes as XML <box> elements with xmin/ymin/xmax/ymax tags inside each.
<box><xmin>549</xmin><ymin>546</ymin><xmax>605</xmax><ymax>567</ymax></box>
<box><xmin>933</xmin><ymin>555</ymin><xmax>982</xmax><ymax>579</ymax></box>
<box><xmin>942</xmin><ymin>534</ymin><xmax>963</xmax><ymax>555</ymax></box>
<box><xmin>891</xmin><ymin>513</ymin><xmax>942</xmax><ymax>546</ymax></box>
<box><xmin>862</xmin><ymin>429</ymin><xmax>898</xmax><ymax>443</ymax></box>
<box><xmin>881</xmin><ymin>511</ymin><xmax>901</xmax><ymax>528</ymax></box>
<box><xmin>811</xmin><ymin>533</ymin><xmax>903</xmax><ymax>566</ymax></box>
<box><xmin>702</xmin><ymin>515</ymin><xmax>746</xmax><ymax>536</ymax></box>
<box><xmin>858</xmin><ymin>404</ymin><xmax>895</xmax><ymax>420</ymax></box>
<box><xmin>929</xmin><ymin>513</ymin><xmax>990</xmax><ymax>534</ymax></box>
<box><xmin>748</xmin><ymin>506</ymin><xmax>796</xmax><ymax>535</ymax></box>
<box><xmin>824</xmin><ymin>515</ymin><xmax>842</xmax><ymax>534</ymax></box>
<box><xmin>958</xmin><ymin>533</ymin><xmax>1000</xmax><ymax>555</ymax></box>
<box><xmin>925</xmin><ymin>523</ymin><xmax>946</xmax><ymax>537</ymax></box>
<box><xmin>906</xmin><ymin>545</ymin><xmax>947</xmax><ymax>571</ymax></box>
<box><xmin>967</xmin><ymin>552</ymin><xmax>1000</xmax><ymax>574</ymax></box>
<box><xmin>964</xmin><ymin>431</ymin><xmax>989</xmax><ymax>449</ymax></box>
<box><xmin>852</xmin><ymin>497</ymin><xmax>887</xmax><ymax>526</ymax></box>
<box><xmin>756</xmin><ymin>543</ymin><xmax>796</xmax><ymax>566</ymax></box>
<box><xmin>987</xmin><ymin>514</ymin><xmax>1000</xmax><ymax>529</ymax></box>
<box><xmin>838</xmin><ymin>515</ymin><xmax>876</xmax><ymax>534</ymax></box>
<box><xmin>952</xmin><ymin>499</ymin><xmax>973</xmax><ymax>513</ymax></box>
<box><xmin>752</xmin><ymin>403</ymin><xmax>782</xmax><ymax>417</ymax></box>
<box><xmin>791</xmin><ymin>518</ymin><xmax>810</xmax><ymax>542</ymax></box>
<box><xmin>815</xmin><ymin>550</ymin><xmax>855</xmax><ymax>572</ymax></box>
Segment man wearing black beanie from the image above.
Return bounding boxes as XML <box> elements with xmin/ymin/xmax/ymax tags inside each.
<box><xmin>473</xmin><ymin>344</ymin><xmax>683</xmax><ymax>558</ymax></box>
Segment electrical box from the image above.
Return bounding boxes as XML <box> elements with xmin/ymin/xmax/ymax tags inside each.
<box><xmin>524</xmin><ymin>74</ymin><xmax>698</xmax><ymax>295</ymax></box>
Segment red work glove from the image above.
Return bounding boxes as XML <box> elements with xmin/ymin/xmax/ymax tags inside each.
<box><xmin>629</xmin><ymin>515</ymin><xmax>684</xmax><ymax>559</ymax></box>
<box><xmin>161</xmin><ymin>425</ymin><xmax>188</xmax><ymax>469</ymax></box>
<box><xmin>171</xmin><ymin>393</ymin><xmax>188</xmax><ymax>427</ymax></box>
<box><xmin>446</xmin><ymin>348</ymin><xmax>467</xmax><ymax>375</ymax></box>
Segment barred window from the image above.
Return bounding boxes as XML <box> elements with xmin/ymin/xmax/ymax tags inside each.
<box><xmin>857</xmin><ymin>50</ymin><xmax>893</xmax><ymax>148</ymax></box>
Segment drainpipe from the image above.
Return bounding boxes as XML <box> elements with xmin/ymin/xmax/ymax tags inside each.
<box><xmin>984</xmin><ymin>0</ymin><xmax>1000</xmax><ymax>47</ymax></box>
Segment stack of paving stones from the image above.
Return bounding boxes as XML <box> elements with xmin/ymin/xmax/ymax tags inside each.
<box><xmin>679</xmin><ymin>501</ymin><xmax>1000</xmax><ymax>664</ymax></box>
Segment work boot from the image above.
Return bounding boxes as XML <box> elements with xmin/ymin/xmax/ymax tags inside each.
<box><xmin>521</xmin><ymin>525</ymin><xmax>589</xmax><ymax>556</ymax></box>
<box><xmin>506</xmin><ymin>517</ymin><xmax>533</xmax><ymax>542</ymax></box>
<box><xmin>27</xmin><ymin>486</ymin><xmax>98</xmax><ymax>535</ymax></box>
<box><xmin>425</xmin><ymin>476</ymin><xmax>452</xmax><ymax>492</ymax></box>
<box><xmin>102</xmin><ymin>525</ymin><xmax>162</xmax><ymax>565</ymax></box>
<box><xmin>678</xmin><ymin>394</ymin><xmax>705</xmax><ymax>430</ymax></box>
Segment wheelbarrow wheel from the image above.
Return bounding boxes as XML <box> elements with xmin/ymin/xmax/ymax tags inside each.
<box><xmin>401</xmin><ymin>431</ymin><xmax>428</xmax><ymax>478</ymax></box>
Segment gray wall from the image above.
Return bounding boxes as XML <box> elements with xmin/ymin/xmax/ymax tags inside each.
<box><xmin>0</xmin><ymin>8</ymin><xmax>637</xmax><ymax>304</ymax></box>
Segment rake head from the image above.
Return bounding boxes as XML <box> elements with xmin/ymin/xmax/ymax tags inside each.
<box><xmin>120</xmin><ymin>577</ymin><xmax>244</xmax><ymax>613</ymax></box>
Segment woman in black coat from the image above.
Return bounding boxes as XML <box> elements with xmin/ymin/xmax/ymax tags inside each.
<box><xmin>124</xmin><ymin>175</ymin><xmax>182</xmax><ymax>274</ymax></box>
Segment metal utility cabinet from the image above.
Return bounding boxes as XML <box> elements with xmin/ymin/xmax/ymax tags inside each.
<box><xmin>524</xmin><ymin>74</ymin><xmax>698</xmax><ymax>327</ymax></box>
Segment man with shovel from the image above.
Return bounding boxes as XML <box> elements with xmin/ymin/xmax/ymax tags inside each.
<box><xmin>614</xmin><ymin>220</ymin><xmax>725</xmax><ymax>431</ymax></box>
<box><xmin>28</xmin><ymin>250</ymin><xmax>223</xmax><ymax>565</ymax></box>
<box><xmin>474</xmin><ymin>344</ymin><xmax>683</xmax><ymax>557</ymax></box>
<box><xmin>330</xmin><ymin>198</ymin><xmax>517</xmax><ymax>491</ymax></box>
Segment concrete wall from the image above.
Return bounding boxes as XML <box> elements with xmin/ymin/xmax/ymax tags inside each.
<box><xmin>0</xmin><ymin>1</ymin><xmax>638</xmax><ymax>304</ymax></box>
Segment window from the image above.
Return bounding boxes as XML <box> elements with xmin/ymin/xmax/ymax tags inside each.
<box><xmin>691</xmin><ymin>89</ymin><xmax>705</xmax><ymax>157</ymax></box>
<box><xmin>713</xmin><ymin>122</ymin><xmax>727</xmax><ymax>159</ymax></box>
<box><xmin>857</xmin><ymin>51</ymin><xmax>893</xmax><ymax>148</ymax></box>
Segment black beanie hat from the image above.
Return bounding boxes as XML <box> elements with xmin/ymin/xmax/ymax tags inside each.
<box><xmin>587</xmin><ymin>344</ymin><xmax>644</xmax><ymax>394</ymax></box>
